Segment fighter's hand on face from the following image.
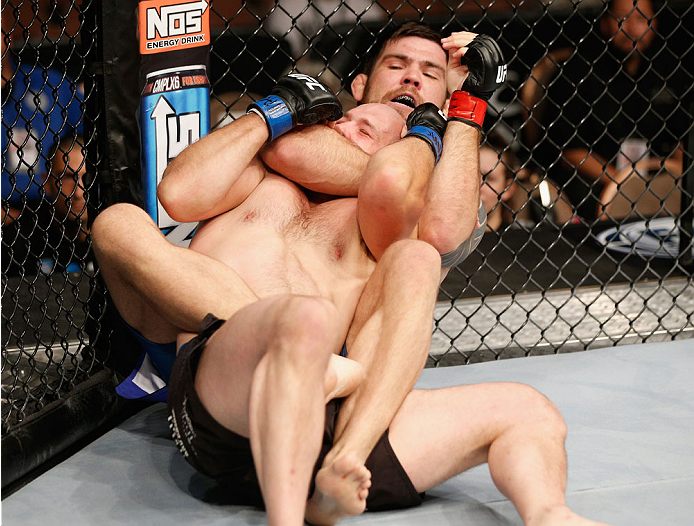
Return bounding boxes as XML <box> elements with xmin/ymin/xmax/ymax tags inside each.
<box><xmin>442</xmin><ymin>32</ymin><xmax>506</xmax><ymax>100</ymax></box>
<box><xmin>247</xmin><ymin>73</ymin><xmax>343</xmax><ymax>141</ymax></box>
<box><xmin>460</xmin><ymin>34</ymin><xmax>506</xmax><ymax>101</ymax></box>
<box><xmin>443</xmin><ymin>32</ymin><xmax>506</xmax><ymax>130</ymax></box>
<box><xmin>441</xmin><ymin>31</ymin><xmax>477</xmax><ymax>96</ymax></box>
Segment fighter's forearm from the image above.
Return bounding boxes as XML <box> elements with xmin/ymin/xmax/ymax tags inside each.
<box><xmin>260</xmin><ymin>124</ymin><xmax>369</xmax><ymax>196</ymax></box>
<box><xmin>158</xmin><ymin>113</ymin><xmax>268</xmax><ymax>222</ymax></box>
<box><xmin>418</xmin><ymin>121</ymin><xmax>481</xmax><ymax>257</ymax></box>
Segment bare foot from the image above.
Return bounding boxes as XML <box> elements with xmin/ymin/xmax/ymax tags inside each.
<box><xmin>528</xmin><ymin>505</ymin><xmax>612</xmax><ymax>526</ymax></box>
<box><xmin>324</xmin><ymin>355</ymin><xmax>365</xmax><ymax>402</ymax></box>
<box><xmin>304</xmin><ymin>453</ymin><xmax>371</xmax><ymax>525</ymax></box>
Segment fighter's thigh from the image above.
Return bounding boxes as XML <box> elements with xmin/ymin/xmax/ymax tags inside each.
<box><xmin>92</xmin><ymin>203</ymin><xmax>176</xmax><ymax>339</ymax></box>
<box><xmin>387</xmin><ymin>382</ymin><xmax>555</xmax><ymax>493</ymax></box>
<box><xmin>194</xmin><ymin>295</ymin><xmax>341</xmax><ymax>438</ymax></box>
<box><xmin>93</xmin><ymin>203</ymin><xmax>258</xmax><ymax>338</ymax></box>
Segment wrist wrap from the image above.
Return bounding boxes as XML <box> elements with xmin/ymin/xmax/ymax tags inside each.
<box><xmin>447</xmin><ymin>90</ymin><xmax>487</xmax><ymax>130</ymax></box>
<box><xmin>247</xmin><ymin>95</ymin><xmax>293</xmax><ymax>141</ymax></box>
<box><xmin>405</xmin><ymin>125</ymin><xmax>443</xmax><ymax>163</ymax></box>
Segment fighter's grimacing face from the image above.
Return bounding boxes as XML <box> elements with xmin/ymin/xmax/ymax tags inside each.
<box><xmin>331</xmin><ymin>103</ymin><xmax>406</xmax><ymax>155</ymax></box>
<box><xmin>352</xmin><ymin>36</ymin><xmax>448</xmax><ymax>118</ymax></box>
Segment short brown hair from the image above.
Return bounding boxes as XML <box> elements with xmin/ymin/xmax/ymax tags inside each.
<box><xmin>361</xmin><ymin>21</ymin><xmax>444</xmax><ymax>77</ymax></box>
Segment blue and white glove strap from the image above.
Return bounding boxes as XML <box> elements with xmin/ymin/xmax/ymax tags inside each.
<box><xmin>248</xmin><ymin>95</ymin><xmax>293</xmax><ymax>141</ymax></box>
<box><xmin>405</xmin><ymin>125</ymin><xmax>443</xmax><ymax>163</ymax></box>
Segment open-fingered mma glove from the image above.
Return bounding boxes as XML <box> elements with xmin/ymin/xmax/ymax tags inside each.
<box><xmin>248</xmin><ymin>73</ymin><xmax>343</xmax><ymax>141</ymax></box>
<box><xmin>405</xmin><ymin>103</ymin><xmax>448</xmax><ymax>163</ymax></box>
<box><xmin>449</xmin><ymin>35</ymin><xmax>506</xmax><ymax>131</ymax></box>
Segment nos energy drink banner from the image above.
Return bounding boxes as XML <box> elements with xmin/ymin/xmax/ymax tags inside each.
<box><xmin>138</xmin><ymin>0</ymin><xmax>210</xmax><ymax>247</ymax></box>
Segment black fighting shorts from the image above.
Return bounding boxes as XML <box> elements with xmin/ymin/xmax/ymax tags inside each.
<box><xmin>167</xmin><ymin>313</ymin><xmax>423</xmax><ymax>511</ymax></box>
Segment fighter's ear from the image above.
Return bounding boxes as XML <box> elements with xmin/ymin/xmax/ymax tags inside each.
<box><xmin>351</xmin><ymin>74</ymin><xmax>367</xmax><ymax>103</ymax></box>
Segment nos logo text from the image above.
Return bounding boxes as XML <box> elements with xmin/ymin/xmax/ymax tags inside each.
<box><xmin>146</xmin><ymin>0</ymin><xmax>208</xmax><ymax>39</ymax></box>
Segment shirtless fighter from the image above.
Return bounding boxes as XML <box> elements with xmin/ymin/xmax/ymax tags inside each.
<box><xmin>156</xmin><ymin>72</ymin><xmax>607</xmax><ymax>526</ymax></box>
<box><xmin>93</xmin><ymin>80</ymin><xmax>446</xmax><ymax>523</ymax></box>
<box><xmin>94</xmin><ymin>31</ymin><xmax>608</xmax><ymax>523</ymax></box>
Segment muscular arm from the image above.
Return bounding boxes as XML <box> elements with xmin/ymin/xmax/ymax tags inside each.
<box><xmin>158</xmin><ymin>113</ymin><xmax>268</xmax><ymax>222</ymax></box>
<box><xmin>418</xmin><ymin>121</ymin><xmax>482</xmax><ymax>276</ymax></box>
<box><xmin>260</xmin><ymin>124</ymin><xmax>369</xmax><ymax>196</ymax></box>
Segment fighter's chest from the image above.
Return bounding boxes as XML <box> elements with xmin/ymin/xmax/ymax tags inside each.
<box><xmin>239</xmin><ymin>179</ymin><xmax>359</xmax><ymax>252</ymax></box>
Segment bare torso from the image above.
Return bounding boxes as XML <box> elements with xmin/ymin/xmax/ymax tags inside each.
<box><xmin>188</xmin><ymin>173</ymin><xmax>376</xmax><ymax>337</ymax></box>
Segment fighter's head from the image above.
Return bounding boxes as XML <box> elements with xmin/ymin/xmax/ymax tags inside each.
<box><xmin>330</xmin><ymin>103</ymin><xmax>406</xmax><ymax>155</ymax></box>
<box><xmin>351</xmin><ymin>22</ymin><xmax>448</xmax><ymax>118</ymax></box>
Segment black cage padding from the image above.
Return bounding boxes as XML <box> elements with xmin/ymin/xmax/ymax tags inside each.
<box><xmin>1</xmin><ymin>370</ymin><xmax>130</xmax><ymax>492</ymax></box>
<box><xmin>97</xmin><ymin>0</ymin><xmax>143</xmax><ymax>207</ymax></box>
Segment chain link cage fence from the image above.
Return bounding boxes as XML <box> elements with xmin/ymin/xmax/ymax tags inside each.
<box><xmin>2</xmin><ymin>0</ymin><xmax>693</xmax><ymax>490</ymax></box>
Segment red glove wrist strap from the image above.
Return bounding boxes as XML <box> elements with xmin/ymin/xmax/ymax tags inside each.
<box><xmin>447</xmin><ymin>91</ymin><xmax>487</xmax><ymax>130</ymax></box>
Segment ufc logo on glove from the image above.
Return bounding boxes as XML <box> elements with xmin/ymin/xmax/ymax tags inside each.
<box><xmin>496</xmin><ymin>64</ymin><xmax>508</xmax><ymax>84</ymax></box>
<box><xmin>288</xmin><ymin>73</ymin><xmax>329</xmax><ymax>92</ymax></box>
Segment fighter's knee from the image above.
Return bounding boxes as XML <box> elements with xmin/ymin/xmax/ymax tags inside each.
<box><xmin>91</xmin><ymin>204</ymin><xmax>120</xmax><ymax>242</ymax></box>
<box><xmin>368</xmin><ymin>165</ymin><xmax>412</xmax><ymax>201</ymax></box>
<box><xmin>271</xmin><ymin>296</ymin><xmax>340</xmax><ymax>358</ymax></box>
<box><xmin>283</xmin><ymin>296</ymin><xmax>338</xmax><ymax>328</ymax></box>
<box><xmin>508</xmin><ymin>383</ymin><xmax>567</xmax><ymax>439</ymax></box>
<box><xmin>93</xmin><ymin>202</ymin><xmax>142</xmax><ymax>227</ymax></box>
<box><xmin>92</xmin><ymin>203</ymin><xmax>146</xmax><ymax>249</ymax></box>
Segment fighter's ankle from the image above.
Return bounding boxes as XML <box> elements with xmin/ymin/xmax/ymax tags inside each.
<box><xmin>525</xmin><ymin>504</ymin><xmax>569</xmax><ymax>525</ymax></box>
<box><xmin>323</xmin><ymin>446</ymin><xmax>368</xmax><ymax>471</ymax></box>
<box><xmin>526</xmin><ymin>504</ymin><xmax>610</xmax><ymax>526</ymax></box>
